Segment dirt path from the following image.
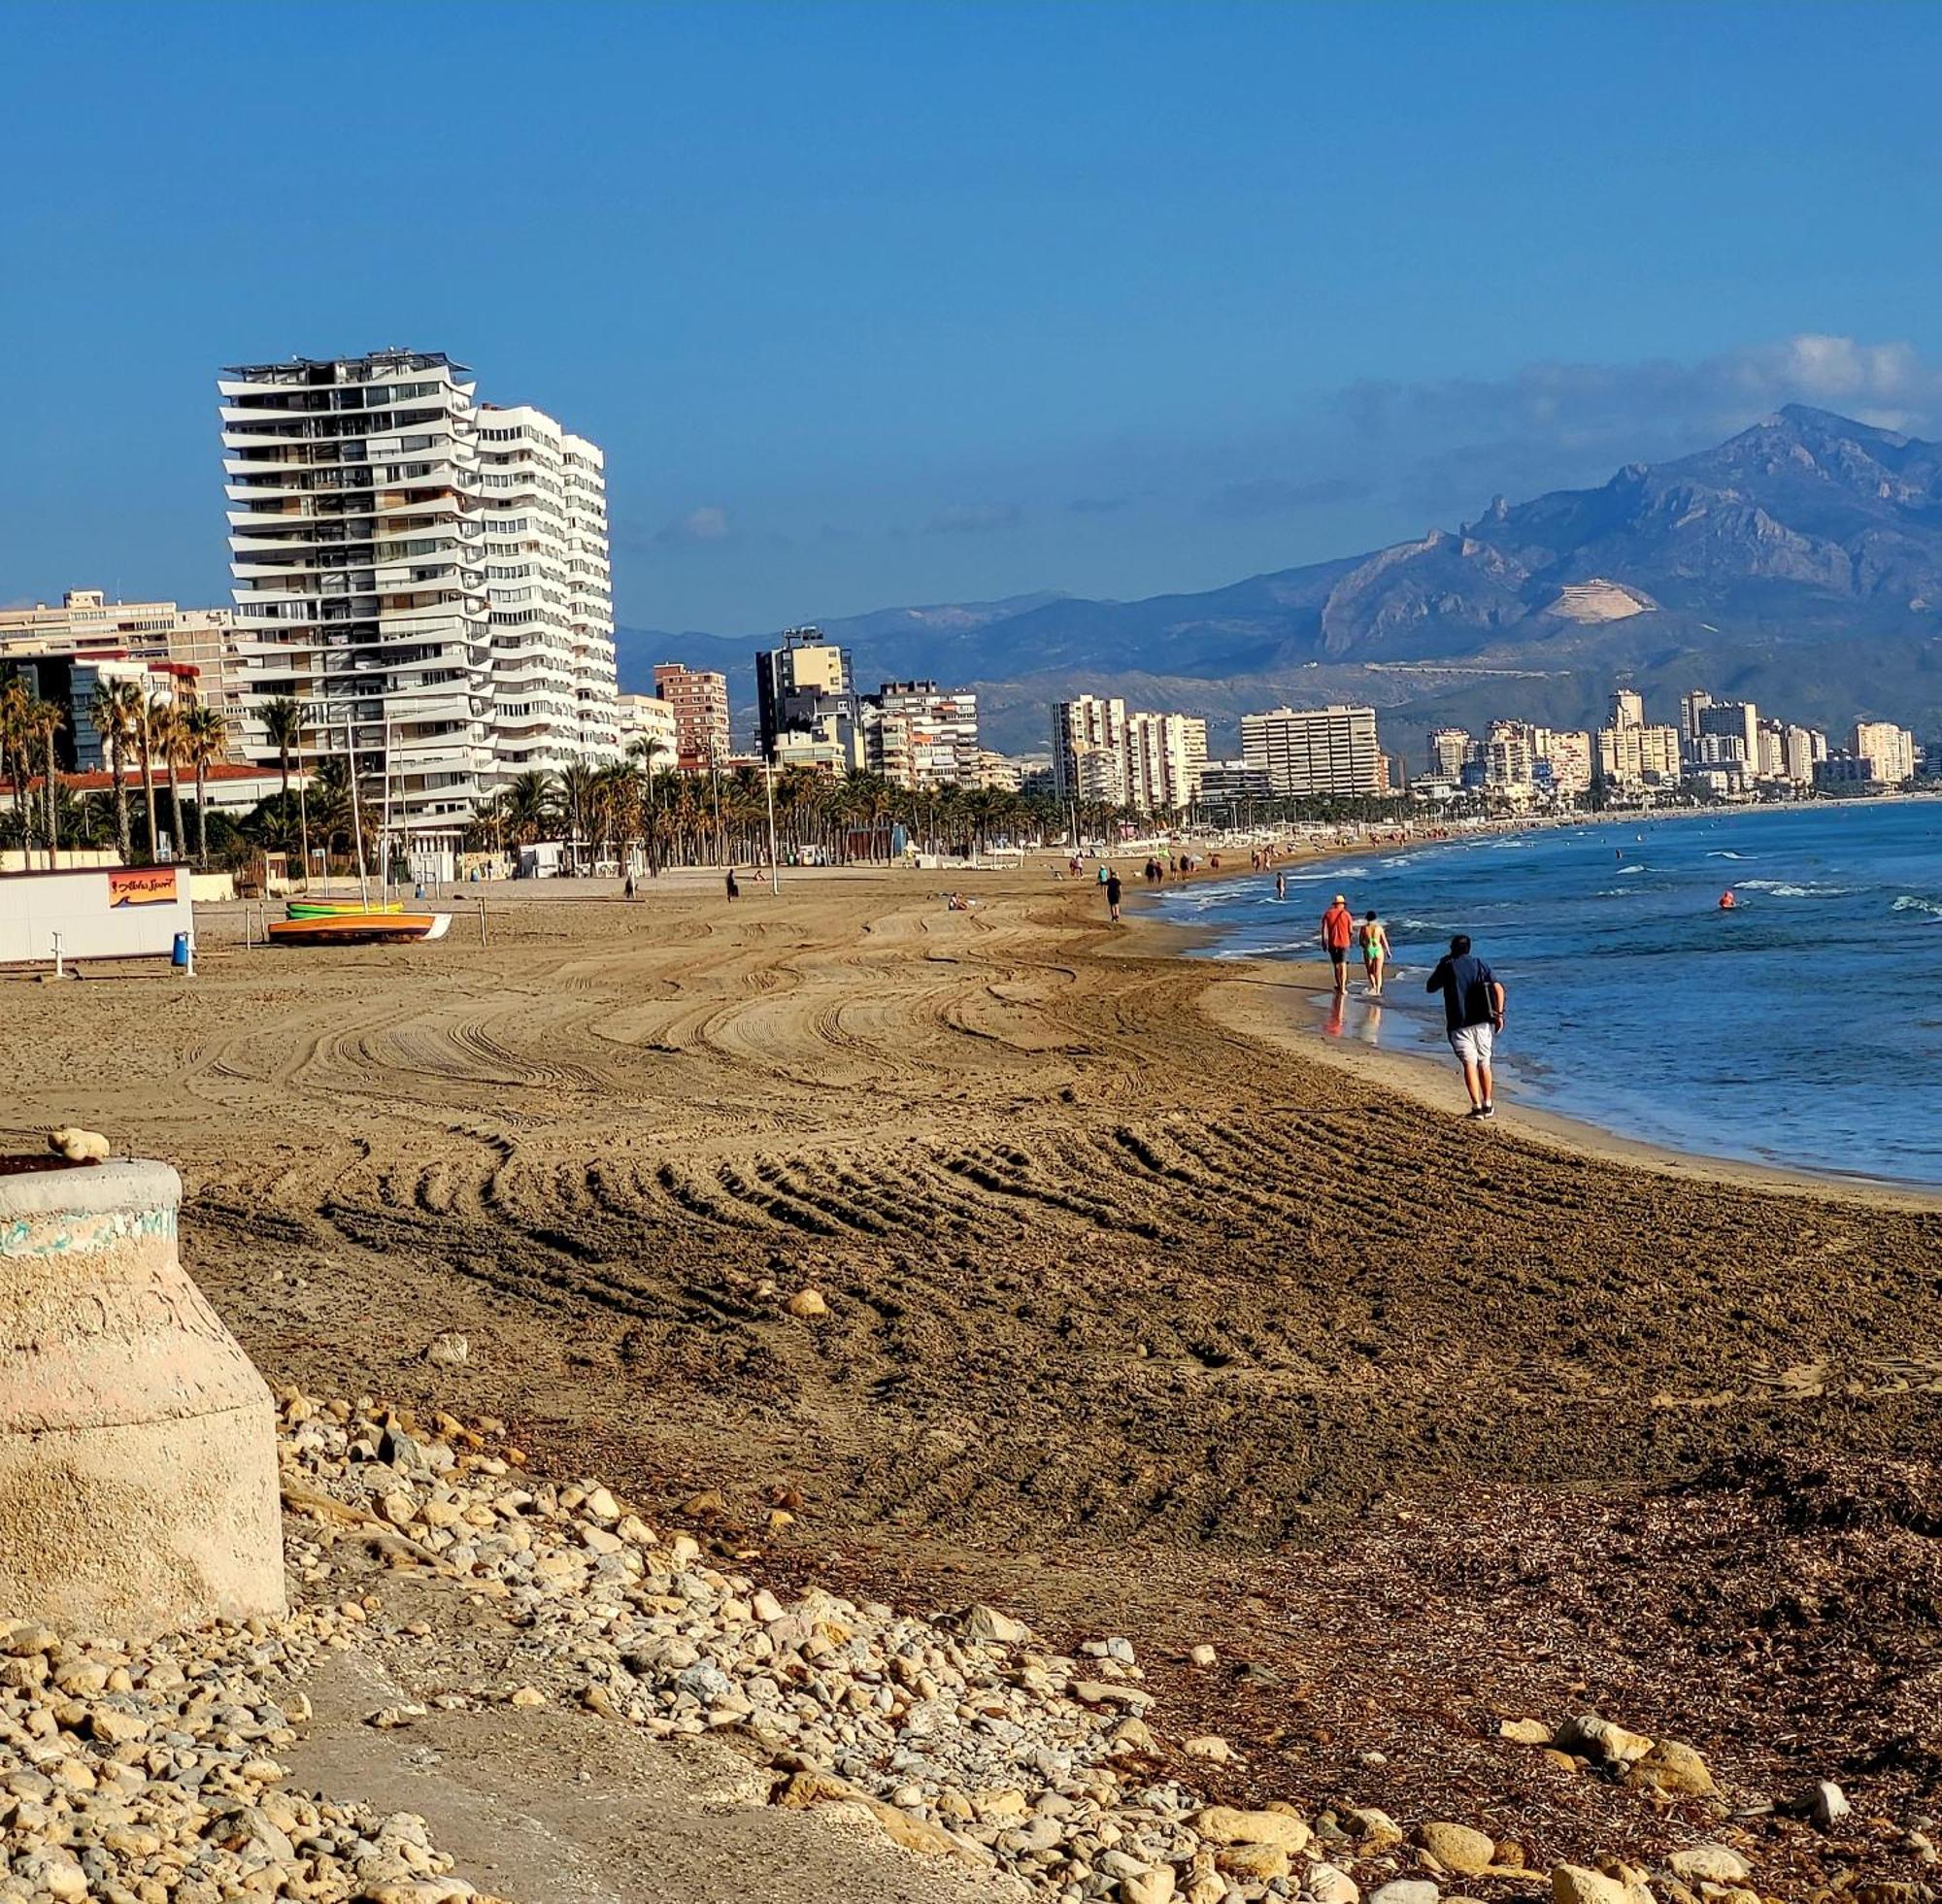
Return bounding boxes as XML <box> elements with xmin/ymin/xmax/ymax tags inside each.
<box><xmin>8</xmin><ymin>868</ymin><xmax>1939</xmax><ymax>1883</ymax></box>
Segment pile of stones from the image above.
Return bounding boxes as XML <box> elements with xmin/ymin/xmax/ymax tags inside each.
<box><xmin>1</xmin><ymin>1388</ymin><xmax>1785</xmax><ymax>1904</ymax></box>
<box><xmin>0</xmin><ymin>1601</ymin><xmax>483</xmax><ymax>1903</ymax></box>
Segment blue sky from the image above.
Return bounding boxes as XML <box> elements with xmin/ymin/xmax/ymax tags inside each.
<box><xmin>6</xmin><ymin>1</ymin><xmax>1942</xmax><ymax>636</ymax></box>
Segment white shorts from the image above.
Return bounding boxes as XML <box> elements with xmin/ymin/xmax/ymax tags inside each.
<box><xmin>1449</xmin><ymin>1022</ymin><xmax>1494</xmax><ymax>1065</ymax></box>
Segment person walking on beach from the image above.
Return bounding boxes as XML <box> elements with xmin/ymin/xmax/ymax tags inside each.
<box><xmin>1321</xmin><ymin>893</ymin><xmax>1356</xmax><ymax>995</ymax></box>
<box><xmin>724</xmin><ymin>866</ymin><xmax>741</xmax><ymax>900</ymax></box>
<box><xmin>1359</xmin><ymin>910</ymin><xmax>1390</xmax><ymax>997</ymax></box>
<box><xmin>1426</xmin><ymin>933</ymin><xmax>1506</xmax><ymax>1119</ymax></box>
<box><xmin>1105</xmin><ymin>868</ymin><xmax>1123</xmax><ymax>922</ymax></box>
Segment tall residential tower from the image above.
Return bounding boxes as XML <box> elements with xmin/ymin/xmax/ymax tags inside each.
<box><xmin>219</xmin><ymin>350</ymin><xmax>617</xmax><ymax>843</ymax></box>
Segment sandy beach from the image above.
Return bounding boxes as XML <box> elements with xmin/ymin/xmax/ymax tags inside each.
<box><xmin>6</xmin><ymin>861</ymin><xmax>1940</xmax><ymax>1887</ymax></box>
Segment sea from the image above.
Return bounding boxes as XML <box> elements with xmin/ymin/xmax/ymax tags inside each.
<box><xmin>1157</xmin><ymin>800</ymin><xmax>1942</xmax><ymax>1187</ymax></box>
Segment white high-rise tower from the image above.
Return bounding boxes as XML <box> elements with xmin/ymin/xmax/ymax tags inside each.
<box><xmin>219</xmin><ymin>351</ymin><xmax>618</xmax><ymax>843</ymax></box>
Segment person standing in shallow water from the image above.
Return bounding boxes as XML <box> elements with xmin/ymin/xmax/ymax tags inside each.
<box><xmin>1105</xmin><ymin>868</ymin><xmax>1122</xmax><ymax>922</ymax></box>
<box><xmin>1426</xmin><ymin>932</ymin><xmax>1506</xmax><ymax>1119</ymax></box>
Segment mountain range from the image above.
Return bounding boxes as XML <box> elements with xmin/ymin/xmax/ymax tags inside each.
<box><xmin>618</xmin><ymin>405</ymin><xmax>1942</xmax><ymax>761</ymax></box>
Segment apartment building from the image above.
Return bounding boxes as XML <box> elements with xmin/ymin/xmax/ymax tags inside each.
<box><xmin>1124</xmin><ymin>711</ymin><xmax>1206</xmax><ymax>812</ymax></box>
<box><xmin>653</xmin><ymin>663</ymin><xmax>730</xmax><ymax>772</ymax></box>
<box><xmin>1594</xmin><ymin>720</ymin><xmax>1682</xmax><ymax>788</ymax></box>
<box><xmin>1532</xmin><ymin>727</ymin><xmax>1593</xmax><ymax>795</ymax></box>
<box><xmin>756</xmin><ymin>628</ymin><xmax>860</xmax><ymax>765</ymax></box>
<box><xmin>617</xmin><ymin>691</ymin><xmax>680</xmax><ymax>767</ymax></box>
<box><xmin>864</xmin><ymin>682</ymin><xmax>981</xmax><ymax>789</ymax></box>
<box><xmin>218</xmin><ymin>350</ymin><xmax>618</xmax><ymax>842</ymax></box>
<box><xmin>477</xmin><ymin>403</ymin><xmax>617</xmax><ymax>783</ymax></box>
<box><xmin>1426</xmin><ymin>727</ymin><xmax>1472</xmax><ymax>780</ymax></box>
<box><xmin>1239</xmin><ymin>705</ymin><xmax>1382</xmax><ymax>797</ymax></box>
<box><xmin>1050</xmin><ymin>695</ymin><xmax>1128</xmax><ymax>802</ymax></box>
<box><xmin>0</xmin><ymin>589</ymin><xmax>239</xmax><ymax>747</ymax></box>
<box><xmin>1853</xmin><ymin>719</ymin><xmax>1917</xmax><ymax>785</ymax></box>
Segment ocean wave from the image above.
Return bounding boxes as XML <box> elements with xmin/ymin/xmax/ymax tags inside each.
<box><xmin>1616</xmin><ymin>863</ymin><xmax>1646</xmax><ymax>874</ymax></box>
<box><xmin>1734</xmin><ymin>879</ymin><xmax>1851</xmax><ymax>898</ymax></box>
<box><xmin>1892</xmin><ymin>894</ymin><xmax>1942</xmax><ymax>918</ymax></box>
<box><xmin>1706</xmin><ymin>850</ymin><xmax>1746</xmax><ymax>859</ymax></box>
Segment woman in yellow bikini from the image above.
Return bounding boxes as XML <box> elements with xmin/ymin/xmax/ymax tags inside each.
<box><xmin>1359</xmin><ymin>910</ymin><xmax>1391</xmax><ymax>997</ymax></box>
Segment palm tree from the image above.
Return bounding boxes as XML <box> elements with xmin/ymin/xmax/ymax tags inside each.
<box><xmin>556</xmin><ymin>762</ymin><xmax>599</xmax><ymax>872</ymax></box>
<box><xmin>90</xmin><ymin>678</ymin><xmax>143</xmax><ymax>864</ymax></box>
<box><xmin>151</xmin><ymin>697</ymin><xmax>188</xmax><ymax>865</ymax></box>
<box><xmin>31</xmin><ymin>696</ymin><xmax>64</xmax><ymax>869</ymax></box>
<box><xmin>134</xmin><ymin>689</ymin><xmax>159</xmax><ymax>858</ymax></box>
<box><xmin>261</xmin><ymin>696</ymin><xmax>304</xmax><ymax>850</ymax></box>
<box><xmin>501</xmin><ymin>770</ymin><xmax>555</xmax><ymax>848</ymax></box>
<box><xmin>0</xmin><ymin>675</ymin><xmax>31</xmax><ymax>853</ymax></box>
<box><xmin>184</xmin><ymin>705</ymin><xmax>227</xmax><ymax>866</ymax></box>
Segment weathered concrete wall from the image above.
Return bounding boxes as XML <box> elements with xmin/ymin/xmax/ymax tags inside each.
<box><xmin>0</xmin><ymin>1159</ymin><xmax>285</xmax><ymax>1636</ymax></box>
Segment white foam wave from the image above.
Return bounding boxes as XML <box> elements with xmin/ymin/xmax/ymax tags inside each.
<box><xmin>1706</xmin><ymin>851</ymin><xmax>1745</xmax><ymax>860</ymax></box>
<box><xmin>1734</xmin><ymin>879</ymin><xmax>1850</xmax><ymax>898</ymax></box>
<box><xmin>1892</xmin><ymin>893</ymin><xmax>1942</xmax><ymax>918</ymax></box>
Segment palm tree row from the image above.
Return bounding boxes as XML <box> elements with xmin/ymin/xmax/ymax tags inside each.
<box><xmin>460</xmin><ymin>760</ymin><xmax>1139</xmax><ymax>870</ymax></box>
<box><xmin>0</xmin><ymin>669</ymin><xmax>230</xmax><ymax>871</ymax></box>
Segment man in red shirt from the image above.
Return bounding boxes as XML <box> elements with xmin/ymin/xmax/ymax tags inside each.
<box><xmin>1320</xmin><ymin>893</ymin><xmax>1356</xmax><ymax>996</ymax></box>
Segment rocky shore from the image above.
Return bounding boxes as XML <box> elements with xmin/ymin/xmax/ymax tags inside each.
<box><xmin>6</xmin><ymin>1392</ymin><xmax>1924</xmax><ymax>1904</ymax></box>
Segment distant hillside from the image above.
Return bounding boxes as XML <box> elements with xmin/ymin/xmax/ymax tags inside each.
<box><xmin>622</xmin><ymin>406</ymin><xmax>1942</xmax><ymax>760</ymax></box>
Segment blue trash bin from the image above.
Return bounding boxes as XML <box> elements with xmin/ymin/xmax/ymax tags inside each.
<box><xmin>172</xmin><ymin>931</ymin><xmax>192</xmax><ymax>970</ymax></box>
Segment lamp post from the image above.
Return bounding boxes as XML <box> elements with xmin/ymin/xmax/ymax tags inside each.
<box><xmin>763</xmin><ymin>759</ymin><xmax>781</xmax><ymax>894</ymax></box>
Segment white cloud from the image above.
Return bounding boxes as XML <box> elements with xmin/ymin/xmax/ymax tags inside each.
<box><xmin>656</xmin><ymin>504</ymin><xmax>732</xmax><ymax>546</ymax></box>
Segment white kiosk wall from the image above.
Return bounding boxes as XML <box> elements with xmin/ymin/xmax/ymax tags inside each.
<box><xmin>0</xmin><ymin>867</ymin><xmax>194</xmax><ymax>964</ymax></box>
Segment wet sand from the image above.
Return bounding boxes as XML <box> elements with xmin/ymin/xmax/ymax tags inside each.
<box><xmin>7</xmin><ymin>861</ymin><xmax>1939</xmax><ymax>1884</ymax></box>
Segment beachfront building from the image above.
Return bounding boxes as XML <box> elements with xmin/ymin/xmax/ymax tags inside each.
<box><xmin>1852</xmin><ymin>719</ymin><xmax>1918</xmax><ymax>785</ymax></box>
<box><xmin>1426</xmin><ymin>727</ymin><xmax>1473</xmax><ymax>781</ymax></box>
<box><xmin>1051</xmin><ymin>695</ymin><xmax>1129</xmax><ymax>801</ymax></box>
<box><xmin>1784</xmin><ymin>724</ymin><xmax>1826</xmax><ymax>785</ymax></box>
<box><xmin>1693</xmin><ymin>700</ymin><xmax>1760</xmax><ymax>775</ymax></box>
<box><xmin>653</xmin><ymin>663</ymin><xmax>731</xmax><ymax>772</ymax></box>
<box><xmin>1125</xmin><ymin>711</ymin><xmax>1206</xmax><ymax>813</ymax></box>
<box><xmin>1239</xmin><ymin>705</ymin><xmax>1383</xmax><ymax>798</ymax></box>
<box><xmin>617</xmin><ymin>691</ymin><xmax>680</xmax><ymax>770</ymax></box>
<box><xmin>1532</xmin><ymin>727</ymin><xmax>1592</xmax><ymax>796</ymax></box>
<box><xmin>0</xmin><ymin>589</ymin><xmax>242</xmax><ymax>749</ymax></box>
<box><xmin>1483</xmin><ymin>720</ymin><xmax>1536</xmax><ymax>794</ymax></box>
<box><xmin>756</xmin><ymin>628</ymin><xmax>861</xmax><ymax>766</ymax></box>
<box><xmin>1609</xmin><ymin>688</ymin><xmax>1646</xmax><ymax>731</ymax></box>
<box><xmin>218</xmin><ymin>350</ymin><xmax>618</xmax><ymax>844</ymax></box>
<box><xmin>1594</xmin><ymin>719</ymin><xmax>1682</xmax><ymax>792</ymax></box>
<box><xmin>477</xmin><ymin>403</ymin><xmax>618</xmax><ymax>787</ymax></box>
<box><xmin>1679</xmin><ymin>688</ymin><xmax>1712</xmax><ymax>745</ymax></box>
<box><xmin>863</xmin><ymin>682</ymin><xmax>981</xmax><ymax>789</ymax></box>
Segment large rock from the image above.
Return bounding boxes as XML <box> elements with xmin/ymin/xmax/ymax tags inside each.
<box><xmin>1668</xmin><ymin>1846</ymin><xmax>1749</xmax><ymax>1884</ymax></box>
<box><xmin>1414</xmin><ymin>1822</ymin><xmax>1497</xmax><ymax>1875</ymax></box>
<box><xmin>1555</xmin><ymin>1712</ymin><xmax>1655</xmax><ymax>1765</ymax></box>
<box><xmin>0</xmin><ymin>1160</ymin><xmax>284</xmax><ymax>1637</ymax></box>
<box><xmin>1194</xmin><ymin>1806</ymin><xmax>1310</xmax><ymax>1853</ymax></box>
<box><xmin>1628</xmin><ymin>1739</ymin><xmax>1717</xmax><ymax>1797</ymax></box>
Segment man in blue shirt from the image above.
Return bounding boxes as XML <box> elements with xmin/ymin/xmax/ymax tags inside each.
<box><xmin>1426</xmin><ymin>933</ymin><xmax>1507</xmax><ymax>1120</ymax></box>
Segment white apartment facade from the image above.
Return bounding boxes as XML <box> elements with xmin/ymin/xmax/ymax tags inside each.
<box><xmin>617</xmin><ymin>692</ymin><xmax>680</xmax><ymax>766</ymax></box>
<box><xmin>1051</xmin><ymin>695</ymin><xmax>1128</xmax><ymax>802</ymax></box>
<box><xmin>219</xmin><ymin>351</ymin><xmax>618</xmax><ymax>842</ymax></box>
<box><xmin>1853</xmin><ymin>719</ymin><xmax>1917</xmax><ymax>785</ymax></box>
<box><xmin>478</xmin><ymin>404</ymin><xmax>617</xmax><ymax>783</ymax></box>
<box><xmin>1125</xmin><ymin>711</ymin><xmax>1206</xmax><ymax>812</ymax></box>
<box><xmin>1239</xmin><ymin>705</ymin><xmax>1382</xmax><ymax>798</ymax></box>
